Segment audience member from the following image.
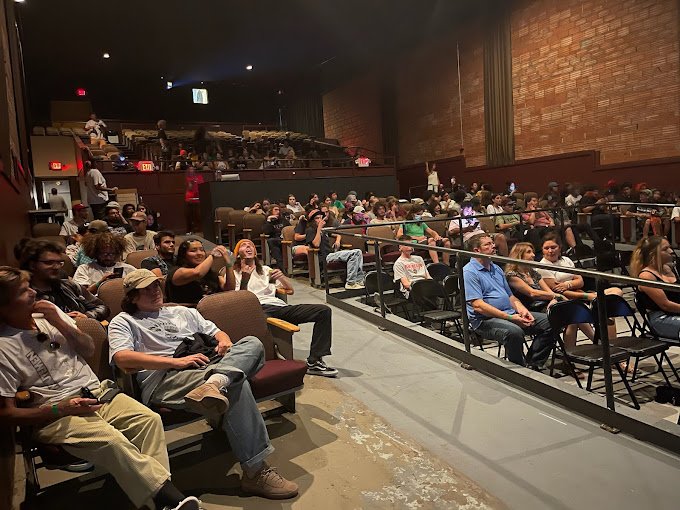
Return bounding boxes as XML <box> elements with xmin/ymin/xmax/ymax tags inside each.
<box><xmin>73</xmin><ymin>220</ymin><xmax>110</xmax><ymax>267</ymax></box>
<box><xmin>124</xmin><ymin>211</ymin><xmax>157</xmax><ymax>257</ymax></box>
<box><xmin>60</xmin><ymin>203</ymin><xmax>89</xmax><ymax>237</ymax></box>
<box><xmin>85</xmin><ymin>161</ymin><xmax>117</xmax><ymax>219</ymax></box>
<box><xmin>108</xmin><ymin>269</ymin><xmax>298</xmax><ymax>499</ymax></box>
<box><xmin>579</xmin><ymin>186</ymin><xmax>616</xmax><ymax>239</ymax></box>
<box><xmin>425</xmin><ymin>162</ymin><xmax>439</xmax><ymax>191</ymax></box>
<box><xmin>448</xmin><ymin>205</ymin><xmax>509</xmax><ymax>256</ymax></box>
<box><xmin>185</xmin><ymin>166</ymin><xmax>204</xmax><ymax>234</ymax></box>
<box><xmin>306</xmin><ymin>209</ymin><xmax>365</xmax><ymax>290</ymax></box>
<box><xmin>231</xmin><ymin>239</ymin><xmax>337</xmax><ymax>376</ymax></box>
<box><xmin>104</xmin><ymin>202</ymin><xmax>132</xmax><ymax>236</ymax></box>
<box><xmin>370</xmin><ymin>202</ymin><xmax>390</xmax><ymax>224</ymax></box>
<box><xmin>393</xmin><ymin>235</ymin><xmax>431</xmax><ymax>299</ymax></box>
<box><xmin>19</xmin><ymin>239</ymin><xmax>109</xmax><ymax>321</ymax></box>
<box><xmin>0</xmin><ymin>267</ymin><xmax>199</xmax><ymax>510</ymax></box>
<box><xmin>141</xmin><ymin>231</ymin><xmax>177</xmax><ymax>277</ymax></box>
<box><xmin>505</xmin><ymin>242</ymin><xmax>563</xmax><ymax>314</ymax></box>
<box><xmin>72</xmin><ymin>232</ymin><xmax>135</xmax><ymax>294</ymax></box>
<box><xmin>397</xmin><ymin>204</ymin><xmax>451</xmax><ymax>265</ymax></box>
<box><xmin>522</xmin><ymin>194</ymin><xmax>554</xmax><ymax>250</ymax></box>
<box><xmin>262</xmin><ymin>205</ymin><xmax>290</xmax><ymax>267</ymax></box>
<box><xmin>462</xmin><ymin>233</ymin><xmax>556</xmax><ymax>368</ymax></box>
<box><xmin>494</xmin><ymin>197</ymin><xmax>522</xmax><ymax>241</ymax></box>
<box><xmin>486</xmin><ymin>193</ymin><xmax>504</xmax><ymax>215</ymax></box>
<box><xmin>84</xmin><ymin>113</ymin><xmax>107</xmax><ymax>148</ymax></box>
<box><xmin>46</xmin><ymin>188</ymin><xmax>68</xmax><ymax>223</ymax></box>
<box><xmin>122</xmin><ymin>203</ymin><xmax>136</xmax><ymax>222</ymax></box>
<box><xmin>286</xmin><ymin>194</ymin><xmax>304</xmax><ymax>214</ymax></box>
<box><xmin>165</xmin><ymin>240</ymin><xmax>234</xmax><ymax>304</ymax></box>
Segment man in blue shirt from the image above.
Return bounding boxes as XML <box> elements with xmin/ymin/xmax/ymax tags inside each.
<box><xmin>463</xmin><ymin>233</ymin><xmax>555</xmax><ymax>367</ymax></box>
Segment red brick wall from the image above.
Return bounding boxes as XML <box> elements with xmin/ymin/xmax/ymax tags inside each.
<box><xmin>322</xmin><ymin>73</ymin><xmax>383</xmax><ymax>154</ymax></box>
<box><xmin>512</xmin><ymin>0</ymin><xmax>680</xmax><ymax>164</ymax></box>
<box><xmin>395</xmin><ymin>30</ymin><xmax>486</xmax><ymax>168</ymax></box>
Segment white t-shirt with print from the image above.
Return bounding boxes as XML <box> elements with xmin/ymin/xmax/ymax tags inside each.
<box><xmin>85</xmin><ymin>168</ymin><xmax>108</xmax><ymax>204</ymax></box>
<box><xmin>234</xmin><ymin>265</ymin><xmax>285</xmax><ymax>307</ymax></box>
<box><xmin>108</xmin><ymin>306</ymin><xmax>220</xmax><ymax>403</ymax></box>
<box><xmin>73</xmin><ymin>261</ymin><xmax>135</xmax><ymax>287</ymax></box>
<box><xmin>0</xmin><ymin>309</ymin><xmax>100</xmax><ymax>407</ymax></box>
<box><xmin>393</xmin><ymin>255</ymin><xmax>430</xmax><ymax>298</ymax></box>
<box><xmin>537</xmin><ymin>256</ymin><xmax>576</xmax><ymax>283</ymax></box>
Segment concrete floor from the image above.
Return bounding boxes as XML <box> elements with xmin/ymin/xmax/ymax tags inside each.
<box><xmin>12</xmin><ymin>279</ymin><xmax>680</xmax><ymax>509</ymax></box>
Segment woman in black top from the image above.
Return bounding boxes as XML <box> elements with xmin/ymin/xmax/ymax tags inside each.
<box><xmin>165</xmin><ymin>239</ymin><xmax>234</xmax><ymax>305</ymax></box>
<box><xmin>630</xmin><ymin>236</ymin><xmax>680</xmax><ymax>339</ymax></box>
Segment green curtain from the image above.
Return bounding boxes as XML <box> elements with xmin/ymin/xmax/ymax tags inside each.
<box><xmin>484</xmin><ymin>3</ymin><xmax>515</xmax><ymax>166</ymax></box>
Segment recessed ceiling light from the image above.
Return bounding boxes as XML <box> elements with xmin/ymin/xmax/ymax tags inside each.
<box><xmin>246</xmin><ymin>65</ymin><xmax>253</xmax><ymax>71</ymax></box>
<box><xmin>14</xmin><ymin>0</ymin><xmax>26</xmax><ymax>3</ymax></box>
<box><xmin>103</xmin><ymin>52</ymin><xmax>110</xmax><ymax>59</ymax></box>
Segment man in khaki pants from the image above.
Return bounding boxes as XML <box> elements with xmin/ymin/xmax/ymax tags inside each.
<box><xmin>0</xmin><ymin>267</ymin><xmax>198</xmax><ymax>510</ymax></box>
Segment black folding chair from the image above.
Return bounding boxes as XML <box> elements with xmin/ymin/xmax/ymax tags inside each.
<box><xmin>548</xmin><ymin>300</ymin><xmax>640</xmax><ymax>409</ymax></box>
<box><xmin>363</xmin><ymin>270</ymin><xmax>411</xmax><ymax>319</ymax></box>
<box><xmin>411</xmin><ymin>279</ymin><xmax>462</xmax><ymax>336</ymax></box>
<box><xmin>592</xmin><ymin>295</ymin><xmax>679</xmax><ymax>385</ymax></box>
<box><xmin>426</xmin><ymin>262</ymin><xmax>453</xmax><ymax>283</ymax></box>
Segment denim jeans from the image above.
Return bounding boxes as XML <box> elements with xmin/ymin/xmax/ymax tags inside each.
<box><xmin>473</xmin><ymin>312</ymin><xmax>556</xmax><ymax>367</ymax></box>
<box><xmin>648</xmin><ymin>311</ymin><xmax>680</xmax><ymax>340</ymax></box>
<box><xmin>149</xmin><ymin>336</ymin><xmax>273</xmax><ymax>470</ymax></box>
<box><xmin>325</xmin><ymin>248</ymin><xmax>365</xmax><ymax>284</ymax></box>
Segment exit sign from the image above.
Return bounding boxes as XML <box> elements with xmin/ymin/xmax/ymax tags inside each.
<box><xmin>48</xmin><ymin>161</ymin><xmax>63</xmax><ymax>171</ymax></box>
<box><xmin>137</xmin><ymin>161</ymin><xmax>154</xmax><ymax>172</ymax></box>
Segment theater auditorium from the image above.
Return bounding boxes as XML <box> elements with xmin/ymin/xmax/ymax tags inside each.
<box><xmin>2</xmin><ymin>0</ymin><xmax>680</xmax><ymax>508</ymax></box>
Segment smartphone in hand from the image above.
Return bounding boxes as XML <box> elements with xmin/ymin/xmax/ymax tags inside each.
<box><xmin>112</xmin><ymin>267</ymin><xmax>124</xmax><ymax>278</ymax></box>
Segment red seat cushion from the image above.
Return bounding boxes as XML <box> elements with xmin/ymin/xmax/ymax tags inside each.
<box><xmin>326</xmin><ymin>260</ymin><xmax>345</xmax><ymax>271</ymax></box>
<box><xmin>293</xmin><ymin>253</ymin><xmax>308</xmax><ymax>263</ymax></box>
<box><xmin>250</xmin><ymin>359</ymin><xmax>306</xmax><ymax>400</ymax></box>
<box><xmin>382</xmin><ymin>251</ymin><xmax>401</xmax><ymax>263</ymax></box>
<box><xmin>362</xmin><ymin>253</ymin><xmax>376</xmax><ymax>264</ymax></box>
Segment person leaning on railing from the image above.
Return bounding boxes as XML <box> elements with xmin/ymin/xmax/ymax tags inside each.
<box><xmin>630</xmin><ymin>235</ymin><xmax>680</xmax><ymax>339</ymax></box>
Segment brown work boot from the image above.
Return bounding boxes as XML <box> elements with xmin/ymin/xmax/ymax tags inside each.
<box><xmin>241</xmin><ymin>464</ymin><xmax>298</xmax><ymax>499</ymax></box>
<box><xmin>184</xmin><ymin>382</ymin><xmax>228</xmax><ymax>417</ymax></box>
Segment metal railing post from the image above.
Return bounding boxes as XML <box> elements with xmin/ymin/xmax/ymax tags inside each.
<box><xmin>374</xmin><ymin>239</ymin><xmax>387</xmax><ymax>318</ymax></box>
<box><xmin>595</xmin><ymin>278</ymin><xmax>616</xmax><ymax>411</ymax></box>
<box><xmin>457</xmin><ymin>251</ymin><xmax>471</xmax><ymax>353</ymax></box>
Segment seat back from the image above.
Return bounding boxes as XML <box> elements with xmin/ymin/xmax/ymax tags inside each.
<box><xmin>429</xmin><ymin>214</ymin><xmax>449</xmax><ymax>236</ymax></box>
<box><xmin>411</xmin><ymin>279</ymin><xmax>448</xmax><ymax>312</ymax></box>
<box><xmin>97</xmin><ymin>278</ymin><xmax>125</xmax><ymax>321</ymax></box>
<box><xmin>478</xmin><ymin>216</ymin><xmax>496</xmax><ymax>235</ymax></box>
<box><xmin>368</xmin><ymin>225</ymin><xmax>397</xmax><ymax>254</ymax></box>
<box><xmin>196</xmin><ymin>291</ymin><xmax>275</xmax><ymax>360</ymax></box>
<box><xmin>32</xmin><ymin>223</ymin><xmax>61</xmax><ymax>237</ymax></box>
<box><xmin>74</xmin><ymin>317</ymin><xmax>113</xmax><ymax>380</ymax></box>
<box><xmin>340</xmin><ymin>226</ymin><xmax>367</xmax><ymax>251</ymax></box>
<box><xmin>281</xmin><ymin>225</ymin><xmax>296</xmax><ymax>242</ymax></box>
<box><xmin>364</xmin><ymin>270</ymin><xmax>393</xmax><ymax>296</ymax></box>
<box><xmin>61</xmin><ymin>253</ymin><xmax>75</xmax><ymax>278</ymax></box>
<box><xmin>243</xmin><ymin>213</ymin><xmax>266</xmax><ymax>237</ymax></box>
<box><xmin>228</xmin><ymin>209</ymin><xmax>248</xmax><ymax>231</ymax></box>
<box><xmin>547</xmin><ymin>300</ymin><xmax>592</xmax><ymax>333</ymax></box>
<box><xmin>34</xmin><ymin>235</ymin><xmax>66</xmax><ymax>248</ymax></box>
<box><xmin>443</xmin><ymin>274</ymin><xmax>459</xmax><ymax>297</ymax></box>
<box><xmin>426</xmin><ymin>262</ymin><xmax>452</xmax><ymax>282</ymax></box>
<box><xmin>125</xmin><ymin>249</ymin><xmax>158</xmax><ymax>268</ymax></box>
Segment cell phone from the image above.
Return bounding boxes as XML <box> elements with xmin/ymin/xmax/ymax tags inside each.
<box><xmin>509</xmin><ymin>182</ymin><xmax>516</xmax><ymax>193</ymax></box>
<box><xmin>81</xmin><ymin>386</ymin><xmax>99</xmax><ymax>402</ymax></box>
<box><xmin>112</xmin><ymin>267</ymin><xmax>124</xmax><ymax>278</ymax></box>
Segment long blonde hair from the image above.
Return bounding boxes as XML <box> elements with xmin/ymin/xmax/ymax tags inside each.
<box><xmin>504</xmin><ymin>242</ymin><xmax>535</xmax><ymax>275</ymax></box>
<box><xmin>630</xmin><ymin>236</ymin><xmax>665</xmax><ymax>277</ymax></box>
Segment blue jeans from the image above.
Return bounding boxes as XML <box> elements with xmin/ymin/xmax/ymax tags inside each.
<box><xmin>150</xmin><ymin>336</ymin><xmax>273</xmax><ymax>470</ymax></box>
<box><xmin>648</xmin><ymin>311</ymin><xmax>680</xmax><ymax>340</ymax></box>
<box><xmin>473</xmin><ymin>312</ymin><xmax>556</xmax><ymax>367</ymax></box>
<box><xmin>325</xmin><ymin>248</ymin><xmax>365</xmax><ymax>284</ymax></box>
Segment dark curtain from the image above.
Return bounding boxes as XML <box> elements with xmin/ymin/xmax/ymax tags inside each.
<box><xmin>483</xmin><ymin>3</ymin><xmax>515</xmax><ymax>166</ymax></box>
<box><xmin>285</xmin><ymin>94</ymin><xmax>324</xmax><ymax>138</ymax></box>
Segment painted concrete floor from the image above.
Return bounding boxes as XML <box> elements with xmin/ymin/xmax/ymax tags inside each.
<box><xmin>12</xmin><ymin>279</ymin><xmax>680</xmax><ymax>510</ymax></box>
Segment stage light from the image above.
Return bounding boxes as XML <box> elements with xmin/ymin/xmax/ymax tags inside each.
<box><xmin>246</xmin><ymin>65</ymin><xmax>253</xmax><ymax>70</ymax></box>
<box><xmin>103</xmin><ymin>52</ymin><xmax>110</xmax><ymax>59</ymax></box>
<box><xmin>166</xmin><ymin>81</ymin><xmax>173</xmax><ymax>90</ymax></box>
<box><xmin>76</xmin><ymin>88</ymin><xmax>87</xmax><ymax>97</ymax></box>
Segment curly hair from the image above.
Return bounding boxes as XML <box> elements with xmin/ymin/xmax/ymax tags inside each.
<box><xmin>18</xmin><ymin>239</ymin><xmax>64</xmax><ymax>270</ymax></box>
<box><xmin>81</xmin><ymin>232</ymin><xmax>127</xmax><ymax>260</ymax></box>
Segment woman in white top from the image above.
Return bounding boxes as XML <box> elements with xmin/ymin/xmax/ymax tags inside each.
<box><xmin>425</xmin><ymin>162</ymin><xmax>439</xmax><ymax>192</ymax></box>
<box><xmin>486</xmin><ymin>193</ymin><xmax>504</xmax><ymax>216</ymax></box>
<box><xmin>537</xmin><ymin>232</ymin><xmax>621</xmax><ymax>348</ymax></box>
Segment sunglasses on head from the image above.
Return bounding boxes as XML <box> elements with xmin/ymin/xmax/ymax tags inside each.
<box><xmin>35</xmin><ymin>325</ymin><xmax>60</xmax><ymax>352</ymax></box>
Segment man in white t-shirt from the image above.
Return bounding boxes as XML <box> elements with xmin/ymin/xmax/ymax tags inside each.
<box><xmin>85</xmin><ymin>113</ymin><xmax>107</xmax><ymax>147</ymax></box>
<box><xmin>85</xmin><ymin>161</ymin><xmax>117</xmax><ymax>219</ymax></box>
<box><xmin>392</xmin><ymin>235</ymin><xmax>431</xmax><ymax>299</ymax></box>
<box><xmin>108</xmin><ymin>269</ymin><xmax>298</xmax><ymax>500</ymax></box>
<box><xmin>0</xmin><ymin>266</ymin><xmax>199</xmax><ymax>510</ymax></box>
<box><xmin>124</xmin><ymin>211</ymin><xmax>157</xmax><ymax>257</ymax></box>
<box><xmin>231</xmin><ymin>239</ymin><xmax>337</xmax><ymax>377</ymax></box>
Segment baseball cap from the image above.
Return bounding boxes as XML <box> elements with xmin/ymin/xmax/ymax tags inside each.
<box><xmin>105</xmin><ymin>201</ymin><xmax>121</xmax><ymax>211</ymax></box>
<box><xmin>129</xmin><ymin>211</ymin><xmax>147</xmax><ymax>222</ymax></box>
<box><xmin>307</xmin><ymin>209</ymin><xmax>324</xmax><ymax>222</ymax></box>
<box><xmin>86</xmin><ymin>220</ymin><xmax>109</xmax><ymax>233</ymax></box>
<box><xmin>352</xmin><ymin>205</ymin><xmax>365</xmax><ymax>214</ymax></box>
<box><xmin>72</xmin><ymin>203</ymin><xmax>89</xmax><ymax>211</ymax></box>
<box><xmin>123</xmin><ymin>269</ymin><xmax>160</xmax><ymax>294</ymax></box>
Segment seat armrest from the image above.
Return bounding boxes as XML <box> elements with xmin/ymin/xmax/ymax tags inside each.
<box><xmin>341</xmin><ymin>244</ymin><xmax>352</xmax><ymax>249</ymax></box>
<box><xmin>266</xmin><ymin>317</ymin><xmax>300</xmax><ymax>333</ymax></box>
<box><xmin>267</xmin><ymin>318</ymin><xmax>299</xmax><ymax>359</ymax></box>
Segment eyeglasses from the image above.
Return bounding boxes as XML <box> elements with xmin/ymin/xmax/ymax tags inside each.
<box><xmin>38</xmin><ymin>259</ymin><xmax>65</xmax><ymax>267</ymax></box>
<box><xmin>35</xmin><ymin>325</ymin><xmax>60</xmax><ymax>352</ymax></box>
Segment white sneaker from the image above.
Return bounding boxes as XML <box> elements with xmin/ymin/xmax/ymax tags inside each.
<box><xmin>164</xmin><ymin>496</ymin><xmax>201</xmax><ymax>510</ymax></box>
<box><xmin>345</xmin><ymin>281</ymin><xmax>365</xmax><ymax>290</ymax></box>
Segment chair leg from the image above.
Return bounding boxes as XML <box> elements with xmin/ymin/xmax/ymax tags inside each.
<box><xmin>630</xmin><ymin>356</ymin><xmax>640</xmax><ymax>382</ymax></box>
<box><xmin>664</xmin><ymin>351</ymin><xmax>680</xmax><ymax>384</ymax></box>
<box><xmin>276</xmin><ymin>392</ymin><xmax>296</xmax><ymax>414</ymax></box>
<box><xmin>655</xmin><ymin>354</ymin><xmax>673</xmax><ymax>387</ymax></box>
<box><xmin>615</xmin><ymin>362</ymin><xmax>640</xmax><ymax>410</ymax></box>
<box><xmin>586</xmin><ymin>367</ymin><xmax>595</xmax><ymax>391</ymax></box>
<box><xmin>23</xmin><ymin>449</ymin><xmax>39</xmax><ymax>499</ymax></box>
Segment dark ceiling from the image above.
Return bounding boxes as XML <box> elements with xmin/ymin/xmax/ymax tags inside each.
<box><xmin>17</xmin><ymin>0</ymin><xmax>483</xmax><ymax>122</ymax></box>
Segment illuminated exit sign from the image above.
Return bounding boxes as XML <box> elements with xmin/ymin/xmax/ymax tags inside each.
<box><xmin>48</xmin><ymin>161</ymin><xmax>63</xmax><ymax>171</ymax></box>
<box><xmin>137</xmin><ymin>161</ymin><xmax>155</xmax><ymax>172</ymax></box>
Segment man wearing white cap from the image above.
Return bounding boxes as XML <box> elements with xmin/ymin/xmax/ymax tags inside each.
<box><xmin>108</xmin><ymin>269</ymin><xmax>298</xmax><ymax>500</ymax></box>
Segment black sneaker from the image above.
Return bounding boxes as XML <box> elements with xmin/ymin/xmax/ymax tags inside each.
<box><xmin>306</xmin><ymin>360</ymin><xmax>339</xmax><ymax>377</ymax></box>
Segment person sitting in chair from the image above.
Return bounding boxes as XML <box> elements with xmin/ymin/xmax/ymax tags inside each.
<box><xmin>108</xmin><ymin>269</ymin><xmax>299</xmax><ymax>500</ymax></box>
<box><xmin>392</xmin><ymin>235</ymin><xmax>431</xmax><ymax>299</ymax></box>
<box><xmin>0</xmin><ymin>266</ymin><xmax>199</xmax><ymax>510</ymax></box>
<box><xmin>230</xmin><ymin>239</ymin><xmax>338</xmax><ymax>377</ymax></box>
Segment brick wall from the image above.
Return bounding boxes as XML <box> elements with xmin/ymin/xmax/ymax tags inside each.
<box><xmin>395</xmin><ymin>30</ymin><xmax>486</xmax><ymax>168</ymax></box>
<box><xmin>512</xmin><ymin>0</ymin><xmax>680</xmax><ymax>163</ymax></box>
<box><xmin>322</xmin><ymin>73</ymin><xmax>383</xmax><ymax>154</ymax></box>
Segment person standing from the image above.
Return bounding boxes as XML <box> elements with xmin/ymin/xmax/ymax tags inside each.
<box><xmin>46</xmin><ymin>188</ymin><xmax>68</xmax><ymax>224</ymax></box>
<box><xmin>184</xmin><ymin>166</ymin><xmax>204</xmax><ymax>234</ymax></box>
<box><xmin>426</xmin><ymin>162</ymin><xmax>439</xmax><ymax>192</ymax></box>
<box><xmin>157</xmin><ymin>120</ymin><xmax>170</xmax><ymax>171</ymax></box>
<box><xmin>84</xmin><ymin>113</ymin><xmax>107</xmax><ymax>148</ymax></box>
<box><xmin>85</xmin><ymin>161</ymin><xmax>117</xmax><ymax>219</ymax></box>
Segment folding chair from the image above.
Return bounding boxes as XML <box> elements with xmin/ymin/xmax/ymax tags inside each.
<box><xmin>411</xmin><ymin>279</ymin><xmax>462</xmax><ymax>336</ymax></box>
<box><xmin>426</xmin><ymin>262</ymin><xmax>453</xmax><ymax>282</ymax></box>
<box><xmin>548</xmin><ymin>300</ymin><xmax>640</xmax><ymax>409</ymax></box>
<box><xmin>364</xmin><ymin>270</ymin><xmax>410</xmax><ymax>319</ymax></box>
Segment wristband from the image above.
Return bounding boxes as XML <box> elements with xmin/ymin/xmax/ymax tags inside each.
<box><xmin>51</xmin><ymin>404</ymin><xmax>59</xmax><ymax>416</ymax></box>
<box><xmin>506</xmin><ymin>313</ymin><xmax>513</xmax><ymax>320</ymax></box>
<box><xmin>583</xmin><ymin>291</ymin><xmax>589</xmax><ymax>299</ymax></box>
